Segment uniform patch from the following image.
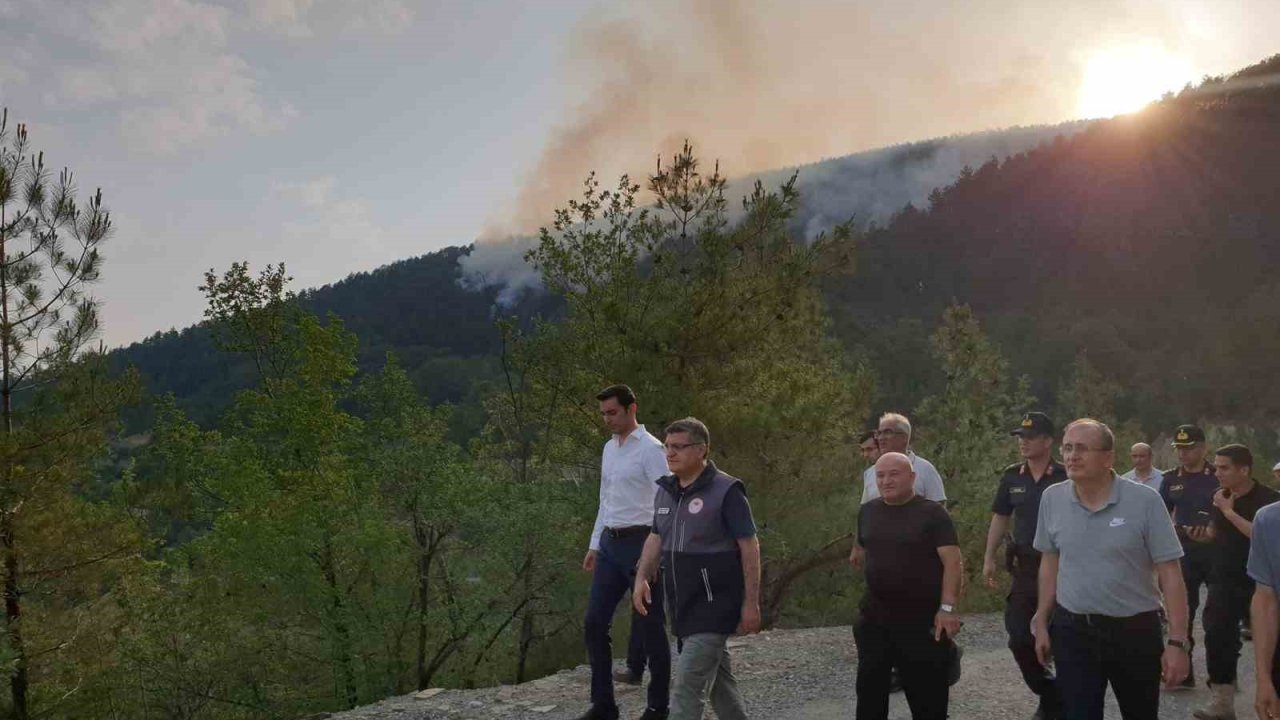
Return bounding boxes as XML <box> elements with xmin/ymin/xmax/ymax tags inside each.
<box><xmin>688</xmin><ymin>498</ymin><xmax>704</xmax><ymax>515</ymax></box>
<box><xmin>1169</xmin><ymin>483</ymin><xmax>1184</xmax><ymax>493</ymax></box>
<box><xmin>1010</xmin><ymin>486</ymin><xmax>1027</xmax><ymax>495</ymax></box>
<box><xmin>657</xmin><ymin>507</ymin><xmax>671</xmax><ymax>515</ymax></box>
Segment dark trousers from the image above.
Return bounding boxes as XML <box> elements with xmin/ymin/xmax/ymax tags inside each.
<box><xmin>585</xmin><ymin>532</ymin><xmax>670</xmax><ymax>711</ymax></box>
<box><xmin>853</xmin><ymin>613</ymin><xmax>950</xmax><ymax>720</ymax></box>
<box><xmin>1183</xmin><ymin>547</ymin><xmax>1213</xmax><ymax>646</ymax></box>
<box><xmin>1006</xmin><ymin>560</ymin><xmax>1059</xmax><ymax>711</ymax></box>
<box><xmin>1204</xmin><ymin>581</ymin><xmax>1252</xmax><ymax>685</ymax></box>
<box><xmin>1050</xmin><ymin>606</ymin><xmax>1162</xmax><ymax>720</ymax></box>
<box><xmin>626</xmin><ymin>610</ymin><xmax>646</xmax><ymax>675</ymax></box>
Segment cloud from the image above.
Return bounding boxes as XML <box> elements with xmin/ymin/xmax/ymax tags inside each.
<box><xmin>2</xmin><ymin>0</ymin><xmax>295</xmax><ymax>154</ymax></box>
<box><xmin>242</xmin><ymin>0</ymin><xmax>414</xmax><ymax>37</ymax></box>
<box><xmin>270</xmin><ymin>176</ymin><xmax>395</xmax><ymax>284</ymax></box>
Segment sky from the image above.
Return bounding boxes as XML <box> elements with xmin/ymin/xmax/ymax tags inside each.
<box><xmin>0</xmin><ymin>0</ymin><xmax>1276</xmax><ymax>348</ymax></box>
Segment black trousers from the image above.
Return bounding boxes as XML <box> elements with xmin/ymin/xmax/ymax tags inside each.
<box><xmin>1050</xmin><ymin>606</ymin><xmax>1163</xmax><ymax>720</ymax></box>
<box><xmin>626</xmin><ymin>609</ymin><xmax>646</xmax><ymax>675</ymax></box>
<box><xmin>1006</xmin><ymin>557</ymin><xmax>1059</xmax><ymax>711</ymax></box>
<box><xmin>1204</xmin><ymin>581</ymin><xmax>1252</xmax><ymax>685</ymax></box>
<box><xmin>854</xmin><ymin>613</ymin><xmax>950</xmax><ymax>720</ymax></box>
<box><xmin>1182</xmin><ymin>546</ymin><xmax>1213</xmax><ymax>646</ymax></box>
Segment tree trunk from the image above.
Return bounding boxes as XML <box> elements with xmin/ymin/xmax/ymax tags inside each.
<box><xmin>319</xmin><ymin>538</ymin><xmax>358</xmax><ymax>709</ymax></box>
<box><xmin>0</xmin><ymin>210</ymin><xmax>29</xmax><ymax>720</ymax></box>
<box><xmin>413</xmin><ymin>518</ymin><xmax>436</xmax><ymax>690</ymax></box>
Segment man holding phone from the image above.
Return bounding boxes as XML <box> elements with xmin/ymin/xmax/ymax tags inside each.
<box><xmin>1160</xmin><ymin>424</ymin><xmax>1219</xmax><ymax>688</ymax></box>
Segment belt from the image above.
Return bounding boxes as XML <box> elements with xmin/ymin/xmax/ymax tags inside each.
<box><xmin>604</xmin><ymin>525</ymin><xmax>651</xmax><ymax>539</ymax></box>
<box><xmin>1053</xmin><ymin>604</ymin><xmax>1159</xmax><ymax>629</ymax></box>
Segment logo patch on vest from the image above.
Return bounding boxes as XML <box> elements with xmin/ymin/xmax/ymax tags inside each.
<box><xmin>1010</xmin><ymin>486</ymin><xmax>1027</xmax><ymax>495</ymax></box>
<box><xmin>688</xmin><ymin>498</ymin><xmax>704</xmax><ymax>515</ymax></box>
<box><xmin>657</xmin><ymin>507</ymin><xmax>671</xmax><ymax>515</ymax></box>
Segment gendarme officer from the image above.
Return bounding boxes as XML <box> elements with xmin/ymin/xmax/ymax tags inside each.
<box><xmin>1160</xmin><ymin>423</ymin><xmax>1218</xmax><ymax>689</ymax></box>
<box><xmin>983</xmin><ymin>412</ymin><xmax>1065</xmax><ymax>720</ymax></box>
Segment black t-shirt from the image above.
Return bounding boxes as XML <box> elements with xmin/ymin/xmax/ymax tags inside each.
<box><xmin>857</xmin><ymin>495</ymin><xmax>959</xmax><ymax>623</ymax></box>
<box><xmin>1211</xmin><ymin>481</ymin><xmax>1280</xmax><ymax>584</ymax></box>
<box><xmin>991</xmin><ymin>460</ymin><xmax>1068</xmax><ymax>548</ymax></box>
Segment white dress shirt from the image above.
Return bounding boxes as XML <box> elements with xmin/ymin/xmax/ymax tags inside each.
<box><xmin>589</xmin><ymin>424</ymin><xmax>670</xmax><ymax>550</ymax></box>
<box><xmin>860</xmin><ymin>451</ymin><xmax>947</xmax><ymax>504</ymax></box>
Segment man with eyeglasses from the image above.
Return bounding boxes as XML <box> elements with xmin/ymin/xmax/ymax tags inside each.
<box><xmin>1032</xmin><ymin>418</ymin><xmax>1189</xmax><ymax>720</ymax></box>
<box><xmin>1160</xmin><ymin>424</ymin><xmax>1218</xmax><ymax>689</ymax></box>
<box><xmin>983</xmin><ymin>412</ymin><xmax>1065</xmax><ymax>720</ymax></box>
<box><xmin>578</xmin><ymin>385</ymin><xmax>672</xmax><ymax>720</ymax></box>
<box><xmin>634</xmin><ymin>417</ymin><xmax>761</xmax><ymax>720</ymax></box>
<box><xmin>860</xmin><ymin>413</ymin><xmax>946</xmax><ymax>505</ymax></box>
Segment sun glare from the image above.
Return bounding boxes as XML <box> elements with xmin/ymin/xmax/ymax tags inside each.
<box><xmin>1076</xmin><ymin>44</ymin><xmax>1194</xmax><ymax>119</ymax></box>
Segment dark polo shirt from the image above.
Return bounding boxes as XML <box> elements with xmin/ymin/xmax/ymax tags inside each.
<box><xmin>1211</xmin><ymin>481</ymin><xmax>1280</xmax><ymax>585</ymax></box>
<box><xmin>991</xmin><ymin>459</ymin><xmax>1068</xmax><ymax>549</ymax></box>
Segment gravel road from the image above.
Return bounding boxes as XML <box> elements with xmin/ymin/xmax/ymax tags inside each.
<box><xmin>329</xmin><ymin>612</ymin><xmax>1259</xmax><ymax>720</ymax></box>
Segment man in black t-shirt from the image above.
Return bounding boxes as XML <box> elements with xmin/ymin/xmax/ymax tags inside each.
<box><xmin>1161</xmin><ymin>424</ymin><xmax>1218</xmax><ymax>688</ymax></box>
<box><xmin>1188</xmin><ymin>445</ymin><xmax>1280</xmax><ymax>720</ymax></box>
<box><xmin>854</xmin><ymin>452</ymin><xmax>963</xmax><ymax>720</ymax></box>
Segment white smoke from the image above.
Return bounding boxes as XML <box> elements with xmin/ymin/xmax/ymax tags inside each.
<box><xmin>459</xmin><ymin>120</ymin><xmax>1090</xmax><ymax>302</ymax></box>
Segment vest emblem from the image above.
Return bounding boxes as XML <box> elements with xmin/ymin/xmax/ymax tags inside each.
<box><xmin>688</xmin><ymin>498</ymin><xmax>704</xmax><ymax>515</ymax></box>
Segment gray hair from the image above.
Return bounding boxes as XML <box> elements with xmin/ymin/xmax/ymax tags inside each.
<box><xmin>1064</xmin><ymin>418</ymin><xmax>1115</xmax><ymax>451</ymax></box>
<box><xmin>665</xmin><ymin>417</ymin><xmax>710</xmax><ymax>447</ymax></box>
<box><xmin>878</xmin><ymin>412</ymin><xmax>912</xmax><ymax>442</ymax></box>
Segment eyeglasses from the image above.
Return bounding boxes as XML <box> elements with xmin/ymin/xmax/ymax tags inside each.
<box><xmin>664</xmin><ymin>441</ymin><xmax>705</xmax><ymax>453</ymax></box>
<box><xmin>874</xmin><ymin>429</ymin><xmax>904</xmax><ymax>437</ymax></box>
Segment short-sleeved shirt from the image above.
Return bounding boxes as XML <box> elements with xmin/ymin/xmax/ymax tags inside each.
<box><xmin>991</xmin><ymin>460</ymin><xmax>1068</xmax><ymax>548</ymax></box>
<box><xmin>858</xmin><ymin>495</ymin><xmax>959</xmax><ymax>623</ymax></box>
<box><xmin>861</xmin><ymin>451</ymin><xmax>947</xmax><ymax>504</ymax></box>
<box><xmin>1160</xmin><ymin>465</ymin><xmax>1218</xmax><ymax>541</ymax></box>
<box><xmin>1212</xmin><ymin>481</ymin><xmax>1280</xmax><ymax>585</ymax></box>
<box><xmin>1034</xmin><ymin>475</ymin><xmax>1184</xmax><ymax>616</ymax></box>
<box><xmin>1120</xmin><ymin>467</ymin><xmax>1165</xmax><ymax>493</ymax></box>
<box><xmin>1247</xmin><ymin>502</ymin><xmax>1280</xmax><ymax>589</ymax></box>
<box><xmin>721</xmin><ymin>485</ymin><xmax>758</xmax><ymax>539</ymax></box>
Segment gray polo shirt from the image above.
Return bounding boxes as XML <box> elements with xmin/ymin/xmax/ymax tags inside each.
<box><xmin>1034</xmin><ymin>474</ymin><xmax>1183</xmax><ymax>616</ymax></box>
<box><xmin>1248</xmin><ymin>503</ymin><xmax>1280</xmax><ymax>589</ymax></box>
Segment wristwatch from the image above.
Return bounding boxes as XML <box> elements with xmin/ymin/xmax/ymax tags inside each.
<box><xmin>939</xmin><ymin>603</ymin><xmax>955</xmax><ymax>614</ymax></box>
<box><xmin>1167</xmin><ymin>638</ymin><xmax>1189</xmax><ymax>652</ymax></box>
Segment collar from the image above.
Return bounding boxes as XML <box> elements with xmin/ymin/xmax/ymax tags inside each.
<box><xmin>1068</xmin><ymin>472</ymin><xmax>1122</xmax><ymax>511</ymax></box>
<box><xmin>1178</xmin><ymin>463</ymin><xmax>1211</xmax><ymax>477</ymax></box>
<box><xmin>659</xmin><ymin>461</ymin><xmax>718</xmax><ymax>497</ymax></box>
<box><xmin>614</xmin><ymin>423</ymin><xmax>647</xmax><ymax>447</ymax></box>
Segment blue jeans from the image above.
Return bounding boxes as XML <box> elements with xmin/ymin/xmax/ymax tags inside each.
<box><xmin>585</xmin><ymin>532</ymin><xmax>670</xmax><ymax>711</ymax></box>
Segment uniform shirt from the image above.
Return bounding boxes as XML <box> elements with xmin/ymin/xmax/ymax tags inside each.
<box><xmin>1034</xmin><ymin>475</ymin><xmax>1183</xmax><ymax>616</ymax></box>
<box><xmin>991</xmin><ymin>459</ymin><xmax>1068</xmax><ymax>548</ymax></box>
<box><xmin>589</xmin><ymin>424</ymin><xmax>669</xmax><ymax>551</ymax></box>
<box><xmin>1247</xmin><ymin>502</ymin><xmax>1280</xmax><ymax>589</ymax></box>
<box><xmin>1119</xmin><ymin>467</ymin><xmax>1165</xmax><ymax>493</ymax></box>
<box><xmin>857</xmin><ymin>495</ymin><xmax>958</xmax><ymax>624</ymax></box>
<box><xmin>1160</xmin><ymin>464</ymin><xmax>1219</xmax><ymax>543</ymax></box>
<box><xmin>861</xmin><ymin>451</ymin><xmax>947</xmax><ymax>504</ymax></box>
<box><xmin>1211</xmin><ymin>481</ymin><xmax>1280</xmax><ymax>585</ymax></box>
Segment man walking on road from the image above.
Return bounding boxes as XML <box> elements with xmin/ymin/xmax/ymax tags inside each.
<box><xmin>578</xmin><ymin>385</ymin><xmax>672</xmax><ymax>720</ymax></box>
<box><xmin>1161</xmin><ymin>424</ymin><xmax>1219</xmax><ymax>688</ymax></box>
<box><xmin>1190</xmin><ymin>445</ymin><xmax>1280</xmax><ymax>720</ymax></box>
<box><xmin>1033</xmin><ymin>418</ymin><xmax>1190</xmax><ymax>720</ymax></box>
<box><xmin>855</xmin><ymin>451</ymin><xmax>963</xmax><ymax>720</ymax></box>
<box><xmin>634</xmin><ymin>418</ymin><xmax>762</xmax><ymax>720</ymax></box>
<box><xmin>983</xmin><ymin>412</ymin><xmax>1065</xmax><ymax>720</ymax></box>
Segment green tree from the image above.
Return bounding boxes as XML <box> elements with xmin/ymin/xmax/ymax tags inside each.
<box><xmin>914</xmin><ymin>305</ymin><xmax>1032</xmax><ymax>604</ymax></box>
<box><xmin>0</xmin><ymin>110</ymin><xmax>141</xmax><ymax>719</ymax></box>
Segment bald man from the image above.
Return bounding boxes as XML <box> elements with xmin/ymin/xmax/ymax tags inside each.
<box><xmin>1120</xmin><ymin>443</ymin><xmax>1164</xmax><ymax>493</ymax></box>
<box><xmin>853</xmin><ymin>452</ymin><xmax>963</xmax><ymax>720</ymax></box>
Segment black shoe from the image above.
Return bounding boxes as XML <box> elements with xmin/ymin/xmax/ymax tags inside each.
<box><xmin>575</xmin><ymin>705</ymin><xmax>620</xmax><ymax>720</ymax></box>
<box><xmin>636</xmin><ymin>708</ymin><xmax>669</xmax><ymax>720</ymax></box>
<box><xmin>613</xmin><ymin>668</ymin><xmax>643</xmax><ymax>685</ymax></box>
<box><xmin>1032</xmin><ymin>702</ymin><xmax>1061</xmax><ymax>720</ymax></box>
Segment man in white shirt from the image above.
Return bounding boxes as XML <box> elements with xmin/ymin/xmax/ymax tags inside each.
<box><xmin>860</xmin><ymin>412</ymin><xmax>947</xmax><ymax>505</ymax></box>
<box><xmin>1120</xmin><ymin>442</ymin><xmax>1164</xmax><ymax>492</ymax></box>
<box><xmin>579</xmin><ymin>385</ymin><xmax>672</xmax><ymax>720</ymax></box>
